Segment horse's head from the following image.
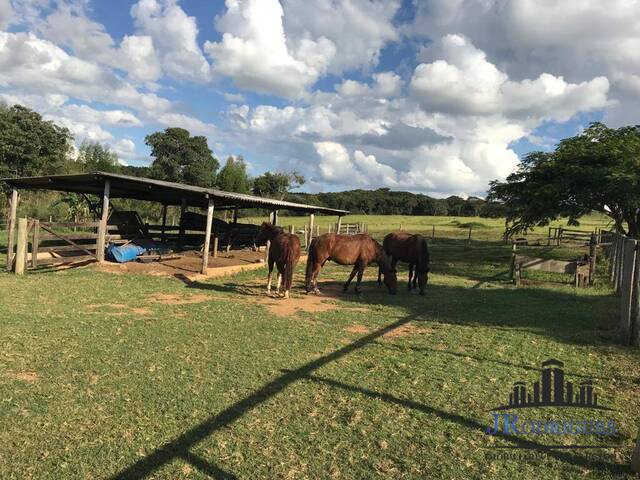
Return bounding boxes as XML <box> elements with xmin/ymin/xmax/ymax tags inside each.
<box><xmin>256</xmin><ymin>222</ymin><xmax>276</xmax><ymax>244</ymax></box>
<box><xmin>379</xmin><ymin>251</ymin><xmax>397</xmax><ymax>295</ymax></box>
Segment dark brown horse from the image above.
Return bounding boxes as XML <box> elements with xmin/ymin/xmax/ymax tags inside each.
<box><xmin>378</xmin><ymin>232</ymin><xmax>430</xmax><ymax>295</ymax></box>
<box><xmin>305</xmin><ymin>233</ymin><xmax>397</xmax><ymax>295</ymax></box>
<box><xmin>256</xmin><ymin>222</ymin><xmax>301</xmax><ymax>299</ymax></box>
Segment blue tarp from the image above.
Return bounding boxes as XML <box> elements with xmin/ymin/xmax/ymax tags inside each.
<box><xmin>107</xmin><ymin>243</ymin><xmax>146</xmax><ymax>263</ymax></box>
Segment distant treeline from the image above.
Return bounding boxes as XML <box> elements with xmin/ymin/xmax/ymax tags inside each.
<box><xmin>286</xmin><ymin>189</ymin><xmax>505</xmax><ymax>217</ymax></box>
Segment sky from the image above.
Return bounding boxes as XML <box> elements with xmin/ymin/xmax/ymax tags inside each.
<box><xmin>0</xmin><ymin>0</ymin><xmax>638</xmax><ymax>197</ymax></box>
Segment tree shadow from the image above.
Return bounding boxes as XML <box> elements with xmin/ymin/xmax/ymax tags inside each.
<box><xmin>109</xmin><ymin>313</ymin><xmax>628</xmax><ymax>479</ymax></box>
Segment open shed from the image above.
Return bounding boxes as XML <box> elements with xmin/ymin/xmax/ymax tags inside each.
<box><xmin>2</xmin><ymin>171</ymin><xmax>348</xmax><ymax>274</ymax></box>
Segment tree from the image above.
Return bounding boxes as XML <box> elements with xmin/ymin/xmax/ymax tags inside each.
<box><xmin>488</xmin><ymin>122</ymin><xmax>640</xmax><ymax>236</ymax></box>
<box><xmin>77</xmin><ymin>141</ymin><xmax>120</xmax><ymax>173</ymax></box>
<box><xmin>217</xmin><ymin>155</ymin><xmax>251</xmax><ymax>193</ymax></box>
<box><xmin>0</xmin><ymin>104</ymin><xmax>72</xmax><ymax>177</ymax></box>
<box><xmin>145</xmin><ymin>128</ymin><xmax>218</xmax><ymax>188</ymax></box>
<box><xmin>252</xmin><ymin>171</ymin><xmax>305</xmax><ymax>199</ymax></box>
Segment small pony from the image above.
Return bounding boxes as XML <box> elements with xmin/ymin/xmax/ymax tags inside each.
<box><xmin>256</xmin><ymin>222</ymin><xmax>301</xmax><ymax>299</ymax></box>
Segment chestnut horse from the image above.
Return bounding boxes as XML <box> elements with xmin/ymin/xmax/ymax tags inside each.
<box><xmin>305</xmin><ymin>233</ymin><xmax>397</xmax><ymax>295</ymax></box>
<box><xmin>256</xmin><ymin>222</ymin><xmax>301</xmax><ymax>299</ymax></box>
<box><xmin>378</xmin><ymin>232</ymin><xmax>430</xmax><ymax>295</ymax></box>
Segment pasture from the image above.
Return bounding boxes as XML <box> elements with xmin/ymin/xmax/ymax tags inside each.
<box><xmin>0</xmin><ymin>215</ymin><xmax>638</xmax><ymax>479</ymax></box>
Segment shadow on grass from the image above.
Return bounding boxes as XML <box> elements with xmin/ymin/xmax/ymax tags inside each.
<box><xmin>109</xmin><ymin>313</ymin><xmax>628</xmax><ymax>479</ymax></box>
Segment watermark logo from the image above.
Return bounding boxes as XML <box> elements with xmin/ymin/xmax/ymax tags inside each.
<box><xmin>484</xmin><ymin>358</ymin><xmax>620</xmax><ymax>452</ymax></box>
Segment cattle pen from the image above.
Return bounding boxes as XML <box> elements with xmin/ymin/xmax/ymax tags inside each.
<box><xmin>2</xmin><ymin>172</ymin><xmax>348</xmax><ymax>275</ymax></box>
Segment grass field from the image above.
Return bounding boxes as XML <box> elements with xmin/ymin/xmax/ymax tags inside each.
<box><xmin>0</xmin><ymin>215</ymin><xmax>638</xmax><ymax>479</ymax></box>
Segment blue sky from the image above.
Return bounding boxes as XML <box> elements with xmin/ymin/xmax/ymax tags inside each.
<box><xmin>0</xmin><ymin>0</ymin><xmax>637</xmax><ymax>197</ymax></box>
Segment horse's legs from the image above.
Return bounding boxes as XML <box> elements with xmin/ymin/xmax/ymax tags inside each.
<box><xmin>412</xmin><ymin>265</ymin><xmax>418</xmax><ymax>290</ymax></box>
<box><xmin>276</xmin><ymin>270</ymin><xmax>282</xmax><ymax>295</ymax></box>
<box><xmin>343</xmin><ymin>265</ymin><xmax>359</xmax><ymax>292</ymax></box>
<box><xmin>377</xmin><ymin>266</ymin><xmax>382</xmax><ymax>287</ymax></box>
<box><xmin>408</xmin><ymin>263</ymin><xmax>414</xmax><ymax>290</ymax></box>
<box><xmin>266</xmin><ymin>258</ymin><xmax>275</xmax><ymax>294</ymax></box>
<box><xmin>354</xmin><ymin>265</ymin><xmax>364</xmax><ymax>294</ymax></box>
<box><xmin>307</xmin><ymin>261</ymin><xmax>322</xmax><ymax>294</ymax></box>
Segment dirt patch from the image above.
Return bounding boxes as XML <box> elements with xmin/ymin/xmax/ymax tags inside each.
<box><xmin>382</xmin><ymin>323</ymin><xmax>433</xmax><ymax>339</ymax></box>
<box><xmin>7</xmin><ymin>371</ymin><xmax>39</xmax><ymax>382</ymax></box>
<box><xmin>345</xmin><ymin>324</ymin><xmax>371</xmax><ymax>334</ymax></box>
<box><xmin>259</xmin><ymin>291</ymin><xmax>340</xmax><ymax>317</ymax></box>
<box><xmin>150</xmin><ymin>293</ymin><xmax>210</xmax><ymax>305</ymax></box>
<box><xmin>87</xmin><ymin>304</ymin><xmax>151</xmax><ymax>316</ymax></box>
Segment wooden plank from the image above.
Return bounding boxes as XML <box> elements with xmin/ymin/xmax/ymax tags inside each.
<box><xmin>515</xmin><ymin>255</ymin><xmax>577</xmax><ymax>274</ymax></box>
<box><xmin>620</xmin><ymin>238</ymin><xmax>637</xmax><ymax>345</ymax></box>
<box><xmin>201</xmin><ymin>198</ymin><xmax>214</xmax><ymax>274</ymax></box>
<box><xmin>38</xmin><ymin>244</ymin><xmax>98</xmax><ymax>253</ymax></box>
<box><xmin>6</xmin><ymin>189</ymin><xmax>18</xmax><ymax>271</ymax></box>
<box><xmin>42</xmin><ymin>221</ymin><xmax>101</xmax><ymax>228</ymax></box>
<box><xmin>96</xmin><ymin>179</ymin><xmax>110</xmax><ymax>262</ymax></box>
<box><xmin>31</xmin><ymin>220</ymin><xmax>40</xmax><ymax>268</ymax></box>
<box><xmin>14</xmin><ymin>218</ymin><xmax>28</xmax><ymax>274</ymax></box>
<box><xmin>36</xmin><ymin>254</ymin><xmax>95</xmax><ymax>266</ymax></box>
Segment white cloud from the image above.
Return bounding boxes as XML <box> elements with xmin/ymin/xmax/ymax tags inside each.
<box><xmin>205</xmin><ymin>0</ymin><xmax>334</xmax><ymax>97</ymax></box>
<box><xmin>410</xmin><ymin>35</ymin><xmax>609</xmax><ymax>120</ymax></box>
<box><xmin>130</xmin><ymin>0</ymin><xmax>210</xmax><ymax>82</ymax></box>
<box><xmin>283</xmin><ymin>0</ymin><xmax>400</xmax><ymax>74</ymax></box>
<box><xmin>337</xmin><ymin>72</ymin><xmax>403</xmax><ymax>98</ymax></box>
<box><xmin>0</xmin><ymin>0</ymin><xmax>13</xmax><ymax>29</ymax></box>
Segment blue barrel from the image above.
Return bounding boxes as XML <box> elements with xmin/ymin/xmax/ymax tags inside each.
<box><xmin>107</xmin><ymin>244</ymin><xmax>146</xmax><ymax>263</ymax></box>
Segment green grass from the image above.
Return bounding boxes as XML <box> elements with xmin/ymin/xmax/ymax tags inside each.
<box><xmin>0</xmin><ymin>215</ymin><xmax>638</xmax><ymax>479</ymax></box>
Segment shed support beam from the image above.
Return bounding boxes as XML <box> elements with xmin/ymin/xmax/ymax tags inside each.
<box><xmin>233</xmin><ymin>208</ymin><xmax>238</xmax><ymax>224</ymax></box>
<box><xmin>271</xmin><ymin>210</ymin><xmax>278</xmax><ymax>226</ymax></box>
<box><xmin>14</xmin><ymin>218</ymin><xmax>28</xmax><ymax>275</ymax></box>
<box><xmin>201</xmin><ymin>198</ymin><xmax>215</xmax><ymax>274</ymax></box>
<box><xmin>336</xmin><ymin>215</ymin><xmax>343</xmax><ymax>235</ymax></box>
<box><xmin>96</xmin><ymin>179</ymin><xmax>110</xmax><ymax>262</ymax></box>
<box><xmin>307</xmin><ymin>213</ymin><xmax>315</xmax><ymax>249</ymax></box>
<box><xmin>179</xmin><ymin>198</ymin><xmax>187</xmax><ymax>239</ymax></box>
<box><xmin>6</xmin><ymin>189</ymin><xmax>18</xmax><ymax>271</ymax></box>
<box><xmin>160</xmin><ymin>204</ymin><xmax>168</xmax><ymax>243</ymax></box>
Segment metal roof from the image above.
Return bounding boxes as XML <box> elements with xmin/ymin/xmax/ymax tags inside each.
<box><xmin>1</xmin><ymin>171</ymin><xmax>348</xmax><ymax>215</ymax></box>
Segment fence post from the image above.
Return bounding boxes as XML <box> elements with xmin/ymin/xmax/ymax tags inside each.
<box><xmin>213</xmin><ymin>236</ymin><xmax>219</xmax><ymax>259</ymax></box>
<box><xmin>632</xmin><ymin>243</ymin><xmax>640</xmax><ymax>347</ymax></box>
<box><xmin>6</xmin><ymin>189</ymin><xmax>18</xmax><ymax>271</ymax></box>
<box><xmin>14</xmin><ymin>218</ymin><xmax>28</xmax><ymax>275</ymax></box>
<box><xmin>619</xmin><ymin>238</ymin><xmax>637</xmax><ymax>345</ymax></box>
<box><xmin>31</xmin><ymin>220</ymin><xmax>40</xmax><ymax>269</ymax></box>
<box><xmin>588</xmin><ymin>233</ymin><xmax>597</xmax><ymax>285</ymax></box>
<box><xmin>616</xmin><ymin>236</ymin><xmax>625</xmax><ymax>294</ymax></box>
<box><xmin>610</xmin><ymin>234</ymin><xmax>618</xmax><ymax>283</ymax></box>
<box><xmin>432</xmin><ymin>225</ymin><xmax>435</xmax><ymax>240</ymax></box>
<box><xmin>510</xmin><ymin>242</ymin><xmax>517</xmax><ymax>281</ymax></box>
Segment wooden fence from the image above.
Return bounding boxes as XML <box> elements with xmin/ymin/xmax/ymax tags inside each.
<box><xmin>608</xmin><ymin>232</ymin><xmax>640</xmax><ymax>346</ymax></box>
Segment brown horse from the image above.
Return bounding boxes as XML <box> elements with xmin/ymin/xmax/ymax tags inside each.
<box><xmin>256</xmin><ymin>222</ymin><xmax>301</xmax><ymax>299</ymax></box>
<box><xmin>305</xmin><ymin>233</ymin><xmax>397</xmax><ymax>295</ymax></box>
<box><xmin>378</xmin><ymin>232</ymin><xmax>430</xmax><ymax>295</ymax></box>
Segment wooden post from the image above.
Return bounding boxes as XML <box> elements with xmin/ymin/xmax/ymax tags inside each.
<box><xmin>213</xmin><ymin>236</ymin><xmax>219</xmax><ymax>259</ymax></box>
<box><xmin>96</xmin><ymin>180</ymin><xmax>110</xmax><ymax>262</ymax></box>
<box><xmin>514</xmin><ymin>262</ymin><xmax>521</xmax><ymax>287</ymax></box>
<box><xmin>510</xmin><ymin>242</ymin><xmax>517</xmax><ymax>281</ymax></box>
<box><xmin>308</xmin><ymin>214</ymin><xmax>315</xmax><ymax>248</ymax></box>
<box><xmin>201</xmin><ymin>198</ymin><xmax>214</xmax><ymax>274</ymax></box>
<box><xmin>632</xmin><ymin>247</ymin><xmax>640</xmax><ymax>347</ymax></box>
<box><xmin>632</xmin><ymin>427</ymin><xmax>640</xmax><ymax>473</ymax></box>
<box><xmin>432</xmin><ymin>225</ymin><xmax>435</xmax><ymax>240</ymax></box>
<box><xmin>14</xmin><ymin>218</ymin><xmax>28</xmax><ymax>275</ymax></box>
<box><xmin>616</xmin><ymin>235</ymin><xmax>625</xmax><ymax>294</ymax></box>
<box><xmin>316</xmin><ymin>224</ymin><xmax>320</xmax><ymax>237</ymax></box>
<box><xmin>588</xmin><ymin>233</ymin><xmax>597</xmax><ymax>285</ymax></box>
<box><xmin>160</xmin><ymin>204</ymin><xmax>168</xmax><ymax>243</ymax></box>
<box><xmin>336</xmin><ymin>215</ymin><xmax>343</xmax><ymax>234</ymax></box>
<box><xmin>547</xmin><ymin>227</ymin><xmax>552</xmax><ymax>246</ymax></box>
<box><xmin>179</xmin><ymin>198</ymin><xmax>187</xmax><ymax>238</ymax></box>
<box><xmin>610</xmin><ymin>234</ymin><xmax>618</xmax><ymax>283</ymax></box>
<box><xmin>620</xmin><ymin>238</ymin><xmax>637</xmax><ymax>345</ymax></box>
<box><xmin>400</xmin><ymin>223</ymin><xmax>403</xmax><ymax>231</ymax></box>
<box><xmin>6</xmin><ymin>189</ymin><xmax>18</xmax><ymax>271</ymax></box>
<box><xmin>289</xmin><ymin>225</ymin><xmax>294</xmax><ymax>234</ymax></box>
<box><xmin>303</xmin><ymin>224</ymin><xmax>308</xmax><ymax>248</ymax></box>
<box><xmin>271</xmin><ymin>210</ymin><xmax>278</xmax><ymax>226</ymax></box>
<box><xmin>31</xmin><ymin>220</ymin><xmax>40</xmax><ymax>268</ymax></box>
<box><xmin>233</xmin><ymin>208</ymin><xmax>238</xmax><ymax>224</ymax></box>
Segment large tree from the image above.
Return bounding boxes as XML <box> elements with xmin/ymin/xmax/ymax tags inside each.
<box><xmin>216</xmin><ymin>155</ymin><xmax>251</xmax><ymax>193</ymax></box>
<box><xmin>0</xmin><ymin>104</ymin><xmax>72</xmax><ymax>177</ymax></box>
<box><xmin>77</xmin><ymin>141</ymin><xmax>120</xmax><ymax>173</ymax></box>
<box><xmin>489</xmin><ymin>122</ymin><xmax>640</xmax><ymax>236</ymax></box>
<box><xmin>252</xmin><ymin>171</ymin><xmax>305</xmax><ymax>199</ymax></box>
<box><xmin>146</xmin><ymin>128</ymin><xmax>218</xmax><ymax>188</ymax></box>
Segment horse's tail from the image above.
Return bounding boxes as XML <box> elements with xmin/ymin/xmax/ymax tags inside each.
<box><xmin>305</xmin><ymin>239</ymin><xmax>317</xmax><ymax>292</ymax></box>
<box><xmin>283</xmin><ymin>238</ymin><xmax>298</xmax><ymax>292</ymax></box>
